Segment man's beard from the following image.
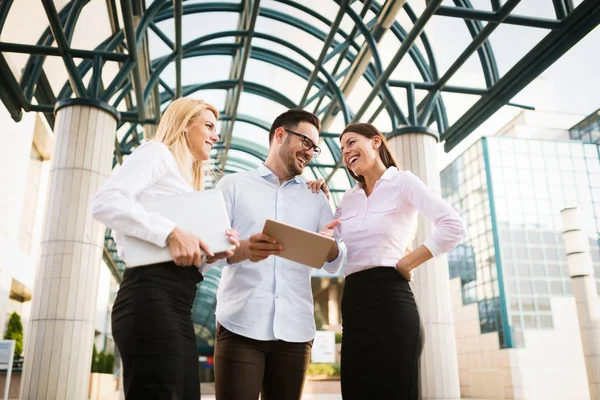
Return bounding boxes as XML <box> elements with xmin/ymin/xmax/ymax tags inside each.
<box><xmin>279</xmin><ymin>139</ymin><xmax>303</xmax><ymax>177</ymax></box>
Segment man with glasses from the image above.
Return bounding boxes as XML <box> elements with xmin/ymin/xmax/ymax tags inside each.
<box><xmin>213</xmin><ymin>109</ymin><xmax>345</xmax><ymax>400</ymax></box>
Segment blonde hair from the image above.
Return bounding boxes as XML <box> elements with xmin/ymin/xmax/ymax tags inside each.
<box><xmin>153</xmin><ymin>98</ymin><xmax>219</xmax><ymax>190</ymax></box>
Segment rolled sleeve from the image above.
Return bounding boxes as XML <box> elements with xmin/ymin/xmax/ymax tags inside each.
<box><xmin>91</xmin><ymin>141</ymin><xmax>177</xmax><ymax>247</ymax></box>
<box><xmin>213</xmin><ymin>175</ymin><xmax>236</xmax><ymax>267</ymax></box>
<box><xmin>318</xmin><ymin>194</ymin><xmax>346</xmax><ymax>274</ymax></box>
<box><xmin>322</xmin><ymin>239</ymin><xmax>345</xmax><ymax>273</ymax></box>
<box><xmin>399</xmin><ymin>172</ymin><xmax>466</xmax><ymax>256</ymax></box>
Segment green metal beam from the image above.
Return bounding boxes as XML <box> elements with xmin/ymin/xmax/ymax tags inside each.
<box><xmin>553</xmin><ymin>0</ymin><xmax>574</xmax><ymax>20</ymax></box>
<box><xmin>352</xmin><ymin>0</ymin><xmax>442</xmax><ymax>123</ymax></box>
<box><xmin>324</xmin><ymin>0</ymin><xmax>444</xmax><ymax>183</ymax></box>
<box><xmin>218</xmin><ymin>0</ymin><xmax>261</xmax><ymax>169</ymax></box>
<box><xmin>311</xmin><ymin>0</ymin><xmax>373</xmax><ymax>114</ymax></box>
<box><xmin>435</xmin><ymin>5</ymin><xmax>562</xmax><ymax>29</ymax></box>
<box><xmin>417</xmin><ymin>0</ymin><xmax>520</xmax><ymax>125</ymax></box>
<box><xmin>0</xmin><ymin>0</ymin><xmax>13</xmax><ymax>34</ymax></box>
<box><xmin>443</xmin><ymin>0</ymin><xmax>600</xmax><ymax>151</ymax></box>
<box><xmin>41</xmin><ymin>0</ymin><xmax>88</xmax><ymax>97</ymax></box>
<box><xmin>120</xmin><ymin>0</ymin><xmax>146</xmax><ymax>120</ymax></box>
<box><xmin>173</xmin><ymin>0</ymin><xmax>183</xmax><ymax>98</ymax></box>
<box><xmin>0</xmin><ymin>52</ymin><xmax>27</xmax><ymax>121</ymax></box>
<box><xmin>299</xmin><ymin>0</ymin><xmax>350</xmax><ymax>107</ymax></box>
<box><xmin>0</xmin><ymin>41</ymin><xmax>129</xmax><ymax>62</ymax></box>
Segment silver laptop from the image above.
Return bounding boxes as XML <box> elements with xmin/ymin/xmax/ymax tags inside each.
<box><xmin>122</xmin><ymin>189</ymin><xmax>234</xmax><ymax>267</ymax></box>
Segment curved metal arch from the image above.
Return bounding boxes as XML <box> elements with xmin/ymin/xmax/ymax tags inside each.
<box><xmin>151</xmin><ymin>1</ymin><xmax>366</xmax><ymax>59</ymax></box>
<box><xmin>0</xmin><ymin>0</ymin><xmax>13</xmax><ymax>34</ymax></box>
<box><xmin>118</xmin><ymin>77</ymin><xmax>296</xmax><ymax>152</ymax></box>
<box><xmin>112</xmin><ymin>33</ymin><xmax>354</xmax><ymax>123</ymax></box>
<box><xmin>48</xmin><ymin>1</ymin><xmax>400</xmax><ymax>133</ymax></box>
<box><xmin>215</xmin><ymin>140</ymin><xmax>267</xmax><ymax>162</ymax></box>
<box><xmin>401</xmin><ymin>3</ymin><xmax>449</xmax><ymax>132</ymax></box>
<box><xmin>120</xmin><ymin>78</ymin><xmax>354</xmax><ymax>191</ymax></box>
<box><xmin>138</xmin><ymin>1</ymin><xmax>396</xmax><ymax>120</ymax></box>
<box><xmin>58</xmin><ymin>31</ymin><xmax>125</xmax><ymax>99</ymax></box>
<box><xmin>454</xmin><ymin>0</ymin><xmax>500</xmax><ymax>87</ymax></box>
<box><xmin>132</xmin><ymin>0</ymin><xmax>444</xmax><ymax>132</ymax></box>
<box><xmin>368</xmin><ymin>1</ymin><xmax>450</xmax><ymax>132</ymax></box>
<box><xmin>19</xmin><ymin>1</ymin><xmax>75</xmax><ymax>101</ymax></box>
<box><xmin>64</xmin><ymin>0</ymin><xmax>89</xmax><ymax>46</ymax></box>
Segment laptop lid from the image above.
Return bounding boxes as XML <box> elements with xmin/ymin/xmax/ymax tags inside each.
<box><xmin>122</xmin><ymin>189</ymin><xmax>234</xmax><ymax>267</ymax></box>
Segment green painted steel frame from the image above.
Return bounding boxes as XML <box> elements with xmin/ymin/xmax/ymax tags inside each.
<box><xmin>482</xmin><ymin>137</ymin><xmax>512</xmax><ymax>349</ymax></box>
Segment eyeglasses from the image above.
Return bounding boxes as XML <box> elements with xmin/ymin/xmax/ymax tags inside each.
<box><xmin>284</xmin><ymin>129</ymin><xmax>321</xmax><ymax>158</ymax></box>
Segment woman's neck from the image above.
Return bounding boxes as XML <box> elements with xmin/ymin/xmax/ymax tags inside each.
<box><xmin>362</xmin><ymin>160</ymin><xmax>388</xmax><ymax>196</ymax></box>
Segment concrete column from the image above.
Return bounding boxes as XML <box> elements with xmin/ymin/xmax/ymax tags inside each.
<box><xmin>387</xmin><ymin>129</ymin><xmax>461</xmax><ymax>400</ymax></box>
<box><xmin>561</xmin><ymin>207</ymin><xmax>600</xmax><ymax>399</ymax></box>
<box><xmin>328</xmin><ymin>280</ymin><xmax>340</xmax><ymax>327</ymax></box>
<box><xmin>20</xmin><ymin>99</ymin><xmax>118</xmax><ymax>400</ymax></box>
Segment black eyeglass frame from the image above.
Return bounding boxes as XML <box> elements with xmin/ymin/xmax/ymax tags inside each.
<box><xmin>284</xmin><ymin>128</ymin><xmax>321</xmax><ymax>157</ymax></box>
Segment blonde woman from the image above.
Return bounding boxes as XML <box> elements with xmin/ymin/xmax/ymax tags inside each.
<box><xmin>92</xmin><ymin>98</ymin><xmax>239</xmax><ymax>399</ymax></box>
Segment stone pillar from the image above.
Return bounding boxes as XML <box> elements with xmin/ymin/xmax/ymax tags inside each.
<box><xmin>387</xmin><ymin>128</ymin><xmax>461</xmax><ymax>400</ymax></box>
<box><xmin>20</xmin><ymin>99</ymin><xmax>119</xmax><ymax>400</ymax></box>
<box><xmin>561</xmin><ymin>207</ymin><xmax>600</xmax><ymax>399</ymax></box>
<box><xmin>328</xmin><ymin>279</ymin><xmax>340</xmax><ymax>327</ymax></box>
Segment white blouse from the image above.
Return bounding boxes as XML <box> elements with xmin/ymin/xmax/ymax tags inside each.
<box><xmin>91</xmin><ymin>141</ymin><xmax>192</xmax><ymax>266</ymax></box>
<box><xmin>334</xmin><ymin>167</ymin><xmax>466</xmax><ymax>276</ymax></box>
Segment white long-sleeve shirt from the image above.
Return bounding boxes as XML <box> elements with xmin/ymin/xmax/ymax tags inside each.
<box><xmin>91</xmin><ymin>141</ymin><xmax>192</xmax><ymax>266</ymax></box>
<box><xmin>215</xmin><ymin>164</ymin><xmax>346</xmax><ymax>343</ymax></box>
<box><xmin>334</xmin><ymin>167</ymin><xmax>466</xmax><ymax>276</ymax></box>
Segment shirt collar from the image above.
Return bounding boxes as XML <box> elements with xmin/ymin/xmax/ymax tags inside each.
<box><xmin>257</xmin><ymin>163</ymin><xmax>304</xmax><ymax>184</ymax></box>
<box><xmin>350</xmin><ymin>166</ymin><xmax>399</xmax><ymax>192</ymax></box>
<box><xmin>380</xmin><ymin>166</ymin><xmax>399</xmax><ymax>180</ymax></box>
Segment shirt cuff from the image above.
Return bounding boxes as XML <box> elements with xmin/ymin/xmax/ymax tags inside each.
<box><xmin>422</xmin><ymin>239</ymin><xmax>443</xmax><ymax>258</ymax></box>
<box><xmin>135</xmin><ymin>214</ymin><xmax>177</xmax><ymax>248</ymax></box>
<box><xmin>322</xmin><ymin>240</ymin><xmax>345</xmax><ymax>274</ymax></box>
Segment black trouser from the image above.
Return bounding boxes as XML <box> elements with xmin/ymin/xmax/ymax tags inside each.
<box><xmin>112</xmin><ymin>262</ymin><xmax>203</xmax><ymax>400</ymax></box>
<box><xmin>214</xmin><ymin>324</ymin><xmax>312</xmax><ymax>400</ymax></box>
<box><xmin>341</xmin><ymin>267</ymin><xmax>425</xmax><ymax>400</ymax></box>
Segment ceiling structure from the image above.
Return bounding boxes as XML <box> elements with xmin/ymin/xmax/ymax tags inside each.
<box><xmin>1</xmin><ymin>0</ymin><xmax>599</xmax><ymax>347</ymax></box>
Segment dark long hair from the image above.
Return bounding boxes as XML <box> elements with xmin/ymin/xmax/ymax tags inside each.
<box><xmin>340</xmin><ymin>123</ymin><xmax>399</xmax><ymax>184</ymax></box>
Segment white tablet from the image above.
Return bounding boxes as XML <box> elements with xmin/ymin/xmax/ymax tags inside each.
<box><xmin>262</xmin><ymin>219</ymin><xmax>336</xmax><ymax>269</ymax></box>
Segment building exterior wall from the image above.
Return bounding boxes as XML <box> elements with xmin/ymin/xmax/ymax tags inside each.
<box><xmin>444</xmin><ymin>133</ymin><xmax>600</xmax><ymax>399</ymax></box>
<box><xmin>450</xmin><ymin>278</ymin><xmax>590</xmax><ymax>399</ymax></box>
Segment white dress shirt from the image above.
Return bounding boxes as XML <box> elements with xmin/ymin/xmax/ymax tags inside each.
<box><xmin>215</xmin><ymin>164</ymin><xmax>345</xmax><ymax>343</ymax></box>
<box><xmin>335</xmin><ymin>167</ymin><xmax>466</xmax><ymax>277</ymax></box>
<box><xmin>91</xmin><ymin>141</ymin><xmax>193</xmax><ymax>267</ymax></box>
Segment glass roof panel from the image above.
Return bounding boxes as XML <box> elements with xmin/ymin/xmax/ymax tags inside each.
<box><xmin>231</xmin><ymin>121</ymin><xmax>270</xmax><ymax>150</ymax></box>
<box><xmin>488</xmin><ymin>25</ymin><xmax>549</xmax><ymax>76</ymax></box>
<box><xmin>243</xmin><ymin>59</ymin><xmax>307</xmax><ymax>106</ymax></box>
<box><xmin>236</xmin><ymin>92</ymin><xmax>290</xmax><ymax>127</ymax></box>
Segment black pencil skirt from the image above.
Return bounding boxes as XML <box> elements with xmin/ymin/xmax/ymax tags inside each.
<box><xmin>341</xmin><ymin>267</ymin><xmax>424</xmax><ymax>400</ymax></box>
<box><xmin>111</xmin><ymin>262</ymin><xmax>203</xmax><ymax>400</ymax></box>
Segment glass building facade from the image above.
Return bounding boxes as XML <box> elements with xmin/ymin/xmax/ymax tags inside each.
<box><xmin>570</xmin><ymin>108</ymin><xmax>600</xmax><ymax>145</ymax></box>
<box><xmin>442</xmin><ymin>136</ymin><xmax>600</xmax><ymax>348</ymax></box>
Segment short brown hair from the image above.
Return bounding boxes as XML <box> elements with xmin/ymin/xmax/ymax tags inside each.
<box><xmin>269</xmin><ymin>109</ymin><xmax>321</xmax><ymax>145</ymax></box>
<box><xmin>340</xmin><ymin>123</ymin><xmax>399</xmax><ymax>184</ymax></box>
